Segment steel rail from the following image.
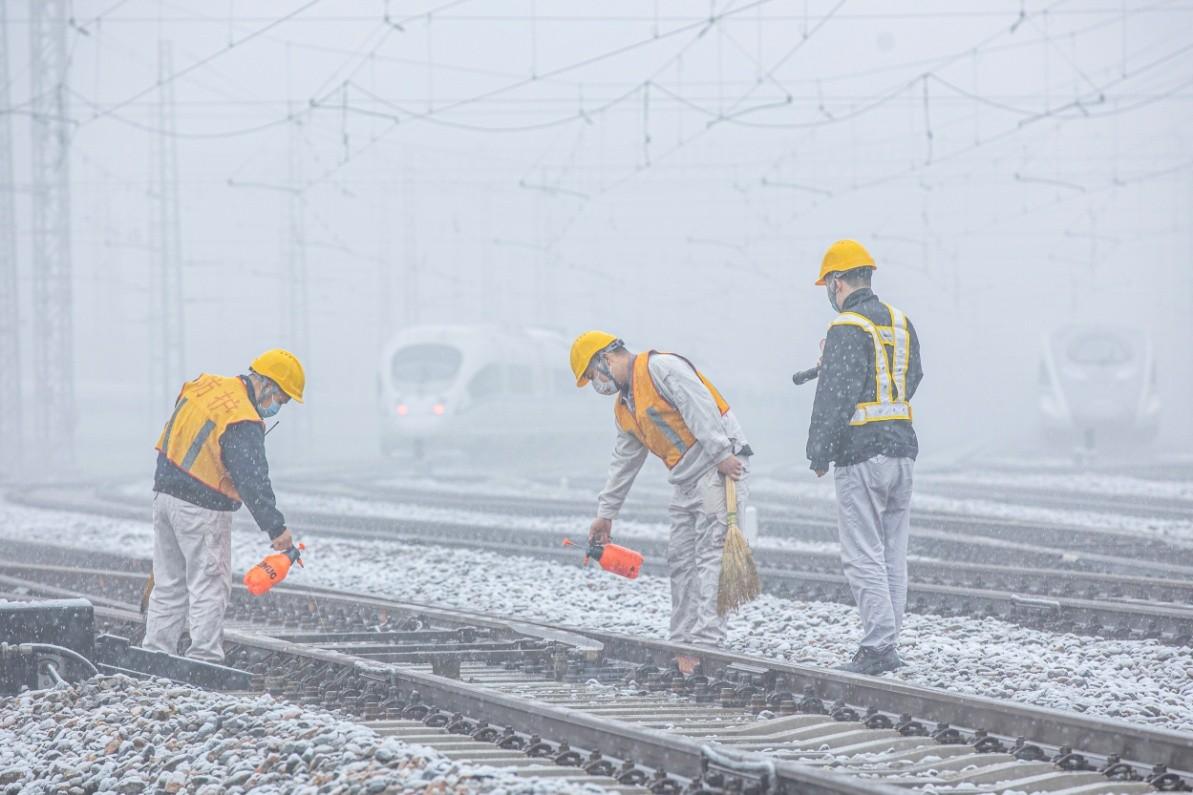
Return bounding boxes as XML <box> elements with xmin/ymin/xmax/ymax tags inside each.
<box><xmin>10</xmin><ymin>483</ymin><xmax>1193</xmax><ymax>643</ymax></box>
<box><xmin>5</xmin><ymin>557</ymin><xmax>1189</xmax><ymax>792</ymax></box>
<box><xmin>917</xmin><ymin>481</ymin><xmax>1193</xmax><ymax>522</ymax></box>
<box><xmin>0</xmin><ymin>565</ymin><xmax>900</xmax><ymax>794</ymax></box>
<box><xmin>293</xmin><ymin>477</ymin><xmax>1193</xmax><ymax>572</ymax></box>
<box><xmin>7</xmin><ymin>556</ymin><xmax>1183</xmax><ymax>792</ymax></box>
<box><xmin>72</xmin><ymin>481</ymin><xmax>1193</xmax><ymax>584</ymax></box>
<box><xmin>229</xmin><ymin>629</ymin><xmax>905</xmax><ymax>795</ymax></box>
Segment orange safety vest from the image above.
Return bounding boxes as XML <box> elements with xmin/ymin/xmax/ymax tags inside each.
<box><xmin>155</xmin><ymin>373</ymin><xmax>263</xmax><ymax>501</ymax></box>
<box><xmin>613</xmin><ymin>351</ymin><xmax>730</xmax><ymax>470</ymax></box>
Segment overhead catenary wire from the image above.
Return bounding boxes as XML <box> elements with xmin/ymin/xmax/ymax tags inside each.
<box><xmin>301</xmin><ymin>0</ymin><xmax>781</xmax><ymax>189</ymax></box>
<box><xmin>4</xmin><ymin>0</ymin><xmax>1186</xmax><ymax>299</ymax></box>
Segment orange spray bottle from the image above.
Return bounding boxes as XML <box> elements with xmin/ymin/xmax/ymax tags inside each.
<box><xmin>563</xmin><ymin>538</ymin><xmax>643</xmax><ymax>580</ymax></box>
<box><xmin>244</xmin><ymin>543</ymin><xmax>305</xmax><ymax>596</ymax></box>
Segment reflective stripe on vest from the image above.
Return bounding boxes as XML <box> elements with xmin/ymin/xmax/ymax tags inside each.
<box><xmin>614</xmin><ymin>351</ymin><xmax>730</xmax><ymax>469</ymax></box>
<box><xmin>830</xmin><ymin>303</ymin><xmax>913</xmax><ymax>426</ymax></box>
<box><xmin>155</xmin><ymin>373</ymin><xmax>263</xmax><ymax>500</ymax></box>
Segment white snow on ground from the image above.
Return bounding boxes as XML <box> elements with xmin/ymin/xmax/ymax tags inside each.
<box><xmin>751</xmin><ymin>476</ymin><xmax>1193</xmax><ymax>542</ymax></box>
<box><xmin>0</xmin><ymin>674</ymin><xmax>608</xmax><ymax>795</ymax></box>
<box><xmin>1</xmin><ymin>499</ymin><xmax>1191</xmax><ymax>735</ymax></box>
<box><xmin>920</xmin><ymin>469</ymin><xmax>1193</xmax><ymax>501</ymax></box>
<box><xmin>908</xmin><ymin>494</ymin><xmax>1193</xmax><ymax>542</ymax></box>
<box><xmin>282</xmin><ymin>491</ymin><xmax>637</xmax><ymax>535</ymax></box>
<box><xmin>277</xmin><ymin>492</ymin><xmax>844</xmax><ymax>556</ymax></box>
<box><xmin>372</xmin><ymin>475</ymin><xmax>602</xmax><ymax>502</ymax></box>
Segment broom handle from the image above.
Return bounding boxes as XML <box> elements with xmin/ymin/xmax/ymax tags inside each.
<box><xmin>725</xmin><ymin>475</ymin><xmax>738</xmax><ymax>530</ymax></box>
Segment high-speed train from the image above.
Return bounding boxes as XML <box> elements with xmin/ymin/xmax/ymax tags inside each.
<box><xmin>377</xmin><ymin>324</ymin><xmax>605</xmax><ymax>458</ymax></box>
<box><xmin>1038</xmin><ymin>324</ymin><xmax>1160</xmax><ymax>450</ymax></box>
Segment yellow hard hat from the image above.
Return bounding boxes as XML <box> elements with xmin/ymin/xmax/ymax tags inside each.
<box><xmin>816</xmin><ymin>239</ymin><xmax>875</xmax><ymax>285</ymax></box>
<box><xmin>570</xmin><ymin>330</ymin><xmax>618</xmax><ymax>387</ymax></box>
<box><xmin>251</xmin><ymin>348</ymin><xmax>305</xmax><ymax>403</ymax></box>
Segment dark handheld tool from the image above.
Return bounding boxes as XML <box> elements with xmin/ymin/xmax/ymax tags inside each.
<box><xmin>792</xmin><ymin>365</ymin><xmax>820</xmax><ymax>386</ymax></box>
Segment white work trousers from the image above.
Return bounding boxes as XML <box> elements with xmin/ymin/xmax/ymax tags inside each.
<box><xmin>142</xmin><ymin>492</ymin><xmax>233</xmax><ymax>662</ymax></box>
<box><xmin>667</xmin><ymin>465</ymin><xmax>749</xmax><ymax>646</ymax></box>
<box><xmin>833</xmin><ymin>454</ymin><xmax>913</xmax><ymax>651</ymax></box>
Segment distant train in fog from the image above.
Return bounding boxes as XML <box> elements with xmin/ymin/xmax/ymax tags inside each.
<box><xmin>377</xmin><ymin>325</ymin><xmax>602</xmax><ymax>458</ymax></box>
<box><xmin>1038</xmin><ymin>324</ymin><xmax>1160</xmax><ymax>451</ymax></box>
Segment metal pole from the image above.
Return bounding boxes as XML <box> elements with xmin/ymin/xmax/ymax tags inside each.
<box><xmin>402</xmin><ymin>161</ymin><xmax>418</xmax><ymax>327</ymax></box>
<box><xmin>0</xmin><ymin>2</ymin><xmax>22</xmax><ymax>473</ymax></box>
<box><xmin>154</xmin><ymin>40</ymin><xmax>185</xmax><ymax>406</ymax></box>
<box><xmin>29</xmin><ymin>0</ymin><xmax>75</xmax><ymax>470</ymax></box>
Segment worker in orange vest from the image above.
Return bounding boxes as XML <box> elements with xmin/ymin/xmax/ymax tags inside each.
<box><xmin>142</xmin><ymin>349</ymin><xmax>304</xmax><ymax>662</ymax></box>
<box><xmin>571</xmin><ymin>332</ymin><xmax>752</xmax><ymax>663</ymax></box>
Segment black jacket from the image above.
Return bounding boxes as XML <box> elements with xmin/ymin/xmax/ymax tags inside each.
<box><xmin>153</xmin><ymin>376</ymin><xmax>287</xmax><ymax>539</ymax></box>
<box><xmin>807</xmin><ymin>288</ymin><xmax>922</xmax><ymax>471</ymax></box>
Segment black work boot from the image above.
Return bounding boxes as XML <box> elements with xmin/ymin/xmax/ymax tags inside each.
<box><xmin>835</xmin><ymin>646</ymin><xmax>903</xmax><ymax>675</ymax></box>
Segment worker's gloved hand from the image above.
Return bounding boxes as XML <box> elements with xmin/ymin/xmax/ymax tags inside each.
<box><xmin>271</xmin><ymin>528</ymin><xmax>294</xmax><ymax>551</ymax></box>
<box><xmin>717</xmin><ymin>455</ymin><xmax>745</xmax><ymax>481</ymax></box>
<box><xmin>588</xmin><ymin>518</ymin><xmax>612</xmax><ymax>546</ymax></box>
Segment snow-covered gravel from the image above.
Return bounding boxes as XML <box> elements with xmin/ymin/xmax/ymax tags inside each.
<box><xmin>919</xmin><ymin>470</ymin><xmax>1193</xmax><ymax>501</ymax></box>
<box><xmin>277</xmin><ymin>492</ymin><xmax>843</xmax><ymax>556</ymax></box>
<box><xmin>0</xmin><ymin>674</ymin><xmax>608</xmax><ymax>795</ymax></box>
<box><xmin>1</xmin><ymin>499</ymin><xmax>1191</xmax><ymax>735</ymax></box>
<box><xmin>910</xmin><ymin>494</ymin><xmax>1193</xmax><ymax>542</ymax></box>
<box><xmin>751</xmin><ymin>476</ymin><xmax>1193</xmax><ymax>542</ymax></box>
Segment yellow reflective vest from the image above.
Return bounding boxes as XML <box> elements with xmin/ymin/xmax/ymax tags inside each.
<box><xmin>155</xmin><ymin>374</ymin><xmax>263</xmax><ymax>500</ymax></box>
<box><xmin>613</xmin><ymin>352</ymin><xmax>730</xmax><ymax>470</ymax></box>
<box><xmin>830</xmin><ymin>302</ymin><xmax>913</xmax><ymax>425</ymax></box>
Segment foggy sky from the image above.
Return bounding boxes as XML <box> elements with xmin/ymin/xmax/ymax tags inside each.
<box><xmin>3</xmin><ymin>1</ymin><xmax>1192</xmax><ymax>473</ymax></box>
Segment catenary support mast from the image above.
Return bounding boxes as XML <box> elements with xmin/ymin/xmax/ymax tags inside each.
<box><xmin>0</xmin><ymin>3</ymin><xmax>22</xmax><ymax>472</ymax></box>
<box><xmin>152</xmin><ymin>40</ymin><xmax>186</xmax><ymax>406</ymax></box>
<box><xmin>28</xmin><ymin>0</ymin><xmax>74</xmax><ymax>469</ymax></box>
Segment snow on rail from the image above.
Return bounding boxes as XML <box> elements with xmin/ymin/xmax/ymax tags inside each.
<box><xmin>0</xmin><ymin>499</ymin><xmax>1191</xmax><ymax>735</ymax></box>
<box><xmin>919</xmin><ymin>470</ymin><xmax>1193</xmax><ymax>501</ymax></box>
<box><xmin>752</xmin><ymin>476</ymin><xmax>1193</xmax><ymax>541</ymax></box>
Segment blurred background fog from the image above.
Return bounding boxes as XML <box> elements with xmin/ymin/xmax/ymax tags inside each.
<box><xmin>1</xmin><ymin>1</ymin><xmax>1191</xmax><ymax>478</ymax></box>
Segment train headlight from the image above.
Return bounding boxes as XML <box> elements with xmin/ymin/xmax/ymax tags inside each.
<box><xmin>396</xmin><ymin>403</ymin><xmax>409</xmax><ymax>417</ymax></box>
<box><xmin>432</xmin><ymin>402</ymin><xmax>446</xmax><ymax>416</ymax></box>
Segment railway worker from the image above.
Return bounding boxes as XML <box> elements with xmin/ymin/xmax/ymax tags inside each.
<box><xmin>143</xmin><ymin>349</ymin><xmax>305</xmax><ymax>663</ymax></box>
<box><xmin>570</xmin><ymin>332</ymin><xmax>752</xmax><ymax>668</ymax></box>
<box><xmin>807</xmin><ymin>240</ymin><xmax>923</xmax><ymax>675</ymax></box>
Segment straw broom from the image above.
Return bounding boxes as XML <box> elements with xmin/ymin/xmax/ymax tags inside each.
<box><xmin>141</xmin><ymin>573</ymin><xmax>154</xmax><ymax>616</ymax></box>
<box><xmin>717</xmin><ymin>476</ymin><xmax>761</xmax><ymax>616</ymax></box>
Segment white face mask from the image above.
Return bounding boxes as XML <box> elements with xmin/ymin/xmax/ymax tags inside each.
<box><xmin>591</xmin><ymin>371</ymin><xmax>619</xmax><ymax>396</ymax></box>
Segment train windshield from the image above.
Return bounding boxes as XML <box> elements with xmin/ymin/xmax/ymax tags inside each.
<box><xmin>1065</xmin><ymin>333</ymin><xmax>1132</xmax><ymax>366</ymax></box>
<box><xmin>391</xmin><ymin>344</ymin><xmax>463</xmax><ymax>385</ymax></box>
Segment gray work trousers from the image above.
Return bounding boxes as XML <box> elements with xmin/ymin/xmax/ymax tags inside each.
<box><xmin>833</xmin><ymin>454</ymin><xmax>913</xmax><ymax>651</ymax></box>
<box><xmin>668</xmin><ymin>465</ymin><xmax>749</xmax><ymax>646</ymax></box>
<box><xmin>142</xmin><ymin>492</ymin><xmax>233</xmax><ymax>662</ymax></box>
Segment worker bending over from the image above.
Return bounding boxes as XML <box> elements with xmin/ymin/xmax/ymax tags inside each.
<box><xmin>571</xmin><ymin>333</ymin><xmax>752</xmax><ymax>661</ymax></box>
<box><xmin>807</xmin><ymin>240</ymin><xmax>923</xmax><ymax>675</ymax></box>
<box><xmin>143</xmin><ymin>349</ymin><xmax>305</xmax><ymax>662</ymax></box>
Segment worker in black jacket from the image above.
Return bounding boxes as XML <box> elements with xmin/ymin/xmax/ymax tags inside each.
<box><xmin>142</xmin><ymin>349</ymin><xmax>304</xmax><ymax>662</ymax></box>
<box><xmin>807</xmin><ymin>240</ymin><xmax>922</xmax><ymax>675</ymax></box>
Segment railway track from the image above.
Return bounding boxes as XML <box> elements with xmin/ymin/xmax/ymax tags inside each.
<box><xmin>291</xmin><ymin>475</ymin><xmax>1193</xmax><ymax>575</ymax></box>
<box><xmin>10</xmin><ymin>482</ymin><xmax>1193</xmax><ymax>646</ymax></box>
<box><xmin>914</xmin><ymin>481</ymin><xmax>1193</xmax><ymax>524</ymax></box>
<box><xmin>1</xmin><ymin>542</ymin><xmax>1190</xmax><ymax>795</ymax></box>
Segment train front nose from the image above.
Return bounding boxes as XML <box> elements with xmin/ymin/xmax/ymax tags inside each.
<box><xmin>390</xmin><ymin>396</ymin><xmax>449</xmax><ymax>438</ymax></box>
